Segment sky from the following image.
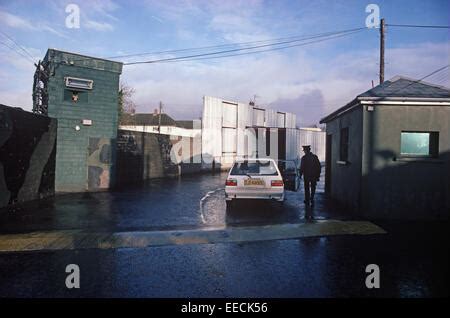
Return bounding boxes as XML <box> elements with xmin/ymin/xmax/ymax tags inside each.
<box><xmin>0</xmin><ymin>0</ymin><xmax>448</xmax><ymax>125</ymax></box>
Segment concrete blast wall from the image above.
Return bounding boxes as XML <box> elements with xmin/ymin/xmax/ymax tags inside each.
<box><xmin>0</xmin><ymin>105</ymin><xmax>57</xmax><ymax>208</ymax></box>
<box><xmin>116</xmin><ymin>129</ymin><xmax>201</xmax><ymax>186</ymax></box>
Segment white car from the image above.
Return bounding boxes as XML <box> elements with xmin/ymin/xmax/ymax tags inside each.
<box><xmin>225</xmin><ymin>158</ymin><xmax>290</xmax><ymax>207</ymax></box>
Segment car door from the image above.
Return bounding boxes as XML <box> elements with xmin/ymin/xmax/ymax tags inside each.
<box><xmin>279</xmin><ymin>160</ymin><xmax>299</xmax><ymax>192</ymax></box>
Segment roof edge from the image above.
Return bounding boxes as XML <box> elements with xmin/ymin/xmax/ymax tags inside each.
<box><xmin>388</xmin><ymin>75</ymin><xmax>450</xmax><ymax>91</ymax></box>
<box><xmin>45</xmin><ymin>48</ymin><xmax>123</xmax><ymax>65</ymax></box>
<box><xmin>319</xmin><ymin>98</ymin><xmax>359</xmax><ymax>124</ymax></box>
<box><xmin>358</xmin><ymin>96</ymin><xmax>450</xmax><ymax>102</ymax></box>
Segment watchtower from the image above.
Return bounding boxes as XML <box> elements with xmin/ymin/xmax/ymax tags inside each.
<box><xmin>33</xmin><ymin>49</ymin><xmax>123</xmax><ymax>192</ymax></box>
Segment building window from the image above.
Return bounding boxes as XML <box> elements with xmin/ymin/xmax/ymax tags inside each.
<box><xmin>64</xmin><ymin>89</ymin><xmax>88</xmax><ymax>103</ymax></box>
<box><xmin>340</xmin><ymin>127</ymin><xmax>349</xmax><ymax>162</ymax></box>
<box><xmin>400</xmin><ymin>131</ymin><xmax>439</xmax><ymax>157</ymax></box>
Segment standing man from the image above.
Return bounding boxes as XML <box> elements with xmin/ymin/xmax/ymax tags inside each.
<box><xmin>299</xmin><ymin>145</ymin><xmax>321</xmax><ymax>206</ymax></box>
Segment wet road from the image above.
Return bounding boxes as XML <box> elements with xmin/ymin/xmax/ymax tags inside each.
<box><xmin>0</xmin><ymin>173</ymin><xmax>343</xmax><ymax>234</ymax></box>
<box><xmin>0</xmin><ymin>222</ymin><xmax>447</xmax><ymax>297</ymax></box>
<box><xmin>0</xmin><ymin>173</ymin><xmax>448</xmax><ymax>297</ymax></box>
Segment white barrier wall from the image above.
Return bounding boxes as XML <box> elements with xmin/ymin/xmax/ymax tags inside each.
<box><xmin>202</xmin><ymin>96</ymin><xmax>223</xmax><ymax>161</ymax></box>
<box><xmin>265</xmin><ymin>109</ymin><xmax>278</xmax><ymax>127</ymax></box>
<box><xmin>202</xmin><ymin>96</ymin><xmax>300</xmax><ymax>169</ymax></box>
<box><xmin>299</xmin><ymin>128</ymin><xmax>326</xmax><ymax>162</ymax></box>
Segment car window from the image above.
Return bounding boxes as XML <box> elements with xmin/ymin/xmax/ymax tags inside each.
<box><xmin>278</xmin><ymin>161</ymin><xmax>297</xmax><ymax>174</ymax></box>
<box><xmin>230</xmin><ymin>160</ymin><xmax>278</xmax><ymax>176</ymax></box>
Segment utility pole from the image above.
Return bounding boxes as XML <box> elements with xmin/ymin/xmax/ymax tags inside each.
<box><xmin>158</xmin><ymin>101</ymin><xmax>162</xmax><ymax>134</ymax></box>
<box><xmin>379</xmin><ymin>18</ymin><xmax>385</xmax><ymax>84</ymax></box>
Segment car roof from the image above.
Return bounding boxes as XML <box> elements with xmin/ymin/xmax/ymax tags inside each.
<box><xmin>234</xmin><ymin>158</ymin><xmax>276</xmax><ymax>163</ymax></box>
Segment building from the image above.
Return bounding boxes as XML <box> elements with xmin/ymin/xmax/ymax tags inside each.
<box><xmin>299</xmin><ymin>127</ymin><xmax>326</xmax><ymax>163</ymax></box>
<box><xmin>201</xmin><ymin>96</ymin><xmax>299</xmax><ymax>170</ymax></box>
<box><xmin>120</xmin><ymin>113</ymin><xmax>201</xmax><ymax>138</ymax></box>
<box><xmin>320</xmin><ymin>76</ymin><xmax>450</xmax><ymax>219</ymax></box>
<box><xmin>33</xmin><ymin>49</ymin><xmax>123</xmax><ymax>192</ymax></box>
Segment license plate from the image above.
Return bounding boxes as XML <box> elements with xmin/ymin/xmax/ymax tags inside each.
<box><xmin>244</xmin><ymin>179</ymin><xmax>264</xmax><ymax>186</ymax></box>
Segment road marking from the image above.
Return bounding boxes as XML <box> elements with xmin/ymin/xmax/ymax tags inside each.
<box><xmin>199</xmin><ymin>187</ymin><xmax>224</xmax><ymax>224</ymax></box>
<box><xmin>0</xmin><ymin>220</ymin><xmax>386</xmax><ymax>253</ymax></box>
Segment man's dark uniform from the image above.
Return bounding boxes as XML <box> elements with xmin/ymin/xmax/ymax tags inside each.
<box><xmin>299</xmin><ymin>146</ymin><xmax>321</xmax><ymax>205</ymax></box>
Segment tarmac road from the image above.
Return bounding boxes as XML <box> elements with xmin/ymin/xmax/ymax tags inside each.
<box><xmin>0</xmin><ymin>173</ymin><xmax>447</xmax><ymax>297</ymax></box>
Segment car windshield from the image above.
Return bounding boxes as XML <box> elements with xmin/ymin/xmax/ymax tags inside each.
<box><xmin>230</xmin><ymin>160</ymin><xmax>278</xmax><ymax>176</ymax></box>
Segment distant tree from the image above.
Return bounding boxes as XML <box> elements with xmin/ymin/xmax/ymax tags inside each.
<box><xmin>118</xmin><ymin>83</ymin><xmax>136</xmax><ymax>124</ymax></box>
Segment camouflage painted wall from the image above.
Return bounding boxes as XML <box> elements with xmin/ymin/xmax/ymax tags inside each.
<box><xmin>116</xmin><ymin>130</ymin><xmax>201</xmax><ymax>186</ymax></box>
<box><xmin>87</xmin><ymin>137</ymin><xmax>115</xmax><ymax>191</ymax></box>
<box><xmin>0</xmin><ymin>105</ymin><xmax>57</xmax><ymax>208</ymax></box>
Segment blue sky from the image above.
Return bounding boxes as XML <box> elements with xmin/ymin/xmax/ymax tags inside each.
<box><xmin>0</xmin><ymin>0</ymin><xmax>448</xmax><ymax>124</ymax></box>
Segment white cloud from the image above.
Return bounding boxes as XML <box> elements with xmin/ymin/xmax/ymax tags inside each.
<box><xmin>0</xmin><ymin>45</ymin><xmax>41</xmax><ymax>71</ymax></box>
<box><xmin>0</xmin><ymin>10</ymin><xmax>34</xmax><ymax>30</ymax></box>
<box><xmin>88</xmin><ymin>0</ymin><xmax>119</xmax><ymax>18</ymax></box>
<box><xmin>77</xmin><ymin>0</ymin><xmax>118</xmax><ymax>32</ymax></box>
<box><xmin>121</xmin><ymin>41</ymin><xmax>449</xmax><ymax>124</ymax></box>
<box><xmin>0</xmin><ymin>45</ymin><xmax>41</xmax><ymax>110</ymax></box>
<box><xmin>0</xmin><ymin>9</ymin><xmax>68</xmax><ymax>38</ymax></box>
<box><xmin>2</xmin><ymin>40</ymin><xmax>448</xmax><ymax>119</ymax></box>
<box><xmin>145</xmin><ymin>0</ymin><xmax>205</xmax><ymax>21</ymax></box>
<box><xmin>144</xmin><ymin>0</ymin><xmax>268</xmax><ymax>43</ymax></box>
<box><xmin>84</xmin><ymin>20</ymin><xmax>114</xmax><ymax>31</ymax></box>
<box><xmin>209</xmin><ymin>14</ymin><xmax>270</xmax><ymax>43</ymax></box>
<box><xmin>151</xmin><ymin>15</ymin><xmax>164</xmax><ymax>24</ymax></box>
<box><xmin>40</xmin><ymin>24</ymin><xmax>68</xmax><ymax>38</ymax></box>
<box><xmin>0</xmin><ymin>89</ymin><xmax>31</xmax><ymax>109</ymax></box>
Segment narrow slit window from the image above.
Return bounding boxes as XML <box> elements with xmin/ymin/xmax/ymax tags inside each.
<box><xmin>340</xmin><ymin>127</ymin><xmax>349</xmax><ymax>162</ymax></box>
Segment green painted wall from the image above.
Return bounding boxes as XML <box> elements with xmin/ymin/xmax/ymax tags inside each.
<box><xmin>361</xmin><ymin>104</ymin><xmax>450</xmax><ymax>219</ymax></box>
<box><xmin>44</xmin><ymin>49</ymin><xmax>122</xmax><ymax>192</ymax></box>
<box><xmin>324</xmin><ymin>106</ymin><xmax>364</xmax><ymax>212</ymax></box>
<box><xmin>325</xmin><ymin>103</ymin><xmax>450</xmax><ymax>219</ymax></box>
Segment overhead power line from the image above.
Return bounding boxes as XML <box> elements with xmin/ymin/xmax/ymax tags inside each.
<box><xmin>48</xmin><ymin>22</ymin><xmax>447</xmax><ymax>67</ymax></box>
<box><xmin>431</xmin><ymin>71</ymin><xmax>450</xmax><ymax>85</ymax></box>
<box><xmin>387</xmin><ymin>64</ymin><xmax>450</xmax><ymax>94</ymax></box>
<box><xmin>155</xmin><ymin>30</ymin><xmax>365</xmax><ymax>64</ymax></box>
<box><xmin>124</xmin><ymin>27</ymin><xmax>366</xmax><ymax>65</ymax></box>
<box><xmin>0</xmin><ymin>40</ymin><xmax>36</xmax><ymax>65</ymax></box>
<box><xmin>60</xmin><ymin>26</ymin><xmax>367</xmax><ymax>65</ymax></box>
<box><xmin>410</xmin><ymin>64</ymin><xmax>449</xmax><ymax>82</ymax></box>
<box><xmin>0</xmin><ymin>30</ymin><xmax>36</xmax><ymax>64</ymax></box>
<box><xmin>108</xmin><ymin>27</ymin><xmax>364</xmax><ymax>60</ymax></box>
<box><xmin>386</xmin><ymin>24</ymin><xmax>450</xmax><ymax>29</ymax></box>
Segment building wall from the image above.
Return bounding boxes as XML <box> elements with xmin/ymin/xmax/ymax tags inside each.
<box><xmin>202</xmin><ymin>96</ymin><xmax>298</xmax><ymax>170</ymax></box>
<box><xmin>0</xmin><ymin>105</ymin><xmax>56</xmax><ymax>208</ymax></box>
<box><xmin>45</xmin><ymin>49</ymin><xmax>122</xmax><ymax>192</ymax></box>
<box><xmin>119</xmin><ymin>125</ymin><xmax>201</xmax><ymax>138</ymax></box>
<box><xmin>361</xmin><ymin>104</ymin><xmax>450</xmax><ymax>219</ymax></box>
<box><xmin>325</xmin><ymin>106</ymin><xmax>364</xmax><ymax>211</ymax></box>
